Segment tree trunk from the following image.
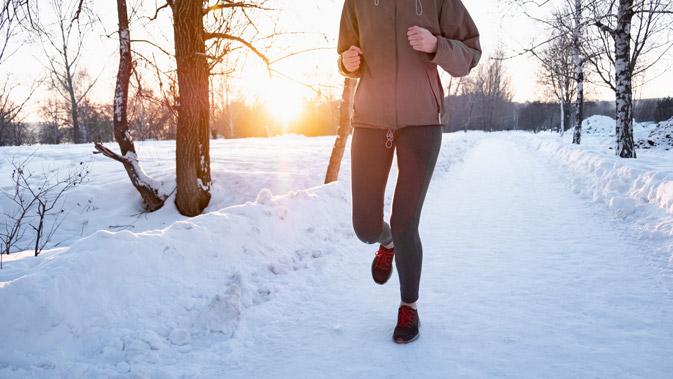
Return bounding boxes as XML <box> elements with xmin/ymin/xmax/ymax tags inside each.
<box><xmin>572</xmin><ymin>64</ymin><xmax>584</xmax><ymax>145</ymax></box>
<box><xmin>173</xmin><ymin>0</ymin><xmax>211</xmax><ymax>216</ymax></box>
<box><xmin>561</xmin><ymin>100</ymin><xmax>571</xmax><ymax>133</ymax></box>
<box><xmin>572</xmin><ymin>0</ymin><xmax>584</xmax><ymax>145</ymax></box>
<box><xmin>614</xmin><ymin>0</ymin><xmax>636</xmax><ymax>158</ymax></box>
<box><xmin>95</xmin><ymin>0</ymin><xmax>167</xmax><ymax>212</ymax></box>
<box><xmin>325</xmin><ymin>78</ymin><xmax>357</xmax><ymax>184</ymax></box>
<box><xmin>67</xmin><ymin>79</ymin><xmax>81</xmax><ymax>144</ymax></box>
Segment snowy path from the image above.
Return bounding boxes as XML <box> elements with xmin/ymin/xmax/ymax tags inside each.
<box><xmin>225</xmin><ymin>136</ymin><xmax>673</xmax><ymax>378</ymax></box>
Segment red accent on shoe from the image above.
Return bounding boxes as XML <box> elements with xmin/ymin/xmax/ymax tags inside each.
<box><xmin>397</xmin><ymin>305</ymin><xmax>414</xmax><ymax>327</ymax></box>
<box><xmin>371</xmin><ymin>245</ymin><xmax>395</xmax><ymax>285</ymax></box>
<box><xmin>374</xmin><ymin>245</ymin><xmax>394</xmax><ymax>270</ymax></box>
<box><xmin>393</xmin><ymin>305</ymin><xmax>420</xmax><ymax>343</ymax></box>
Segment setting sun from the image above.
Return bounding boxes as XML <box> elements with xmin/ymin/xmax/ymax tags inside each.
<box><xmin>263</xmin><ymin>80</ymin><xmax>306</xmax><ymax>128</ymax></box>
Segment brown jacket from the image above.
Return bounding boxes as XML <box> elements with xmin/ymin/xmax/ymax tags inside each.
<box><xmin>338</xmin><ymin>0</ymin><xmax>481</xmax><ymax>130</ymax></box>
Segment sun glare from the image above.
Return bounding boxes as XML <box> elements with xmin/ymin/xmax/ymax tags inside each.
<box><xmin>263</xmin><ymin>80</ymin><xmax>306</xmax><ymax>129</ymax></box>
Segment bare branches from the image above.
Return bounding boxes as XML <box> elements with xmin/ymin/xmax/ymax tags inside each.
<box><xmin>594</xmin><ymin>20</ymin><xmax>615</xmax><ymax>36</ymax></box>
<box><xmin>269</xmin><ymin>47</ymin><xmax>333</xmax><ymax>65</ymax></box>
<box><xmin>70</xmin><ymin>0</ymin><xmax>85</xmax><ymax>27</ymax></box>
<box><xmin>131</xmin><ymin>38</ymin><xmax>173</xmax><ymax>57</ymax></box>
<box><xmin>1</xmin><ymin>155</ymin><xmax>90</xmax><ymax>259</ymax></box>
<box><xmin>204</xmin><ymin>31</ymin><xmax>269</xmax><ymax>67</ymax></box>
<box><xmin>588</xmin><ymin>0</ymin><xmax>672</xmax><ymax>91</ymax></box>
<box><xmin>149</xmin><ymin>1</ymin><xmax>170</xmax><ymax>21</ymax></box>
<box><xmin>203</xmin><ymin>1</ymin><xmax>272</xmax><ymax>16</ymax></box>
<box><xmin>30</xmin><ymin>0</ymin><xmax>98</xmax><ymax>144</ymax></box>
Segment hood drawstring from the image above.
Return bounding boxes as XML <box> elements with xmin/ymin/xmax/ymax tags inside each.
<box><xmin>374</xmin><ymin>0</ymin><xmax>422</xmax><ymax>15</ymax></box>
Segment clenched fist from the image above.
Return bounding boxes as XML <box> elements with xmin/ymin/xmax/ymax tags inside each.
<box><xmin>407</xmin><ymin>26</ymin><xmax>438</xmax><ymax>53</ymax></box>
<box><xmin>341</xmin><ymin>45</ymin><xmax>363</xmax><ymax>73</ymax></box>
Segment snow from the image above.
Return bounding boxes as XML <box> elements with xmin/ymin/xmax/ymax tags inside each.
<box><xmin>636</xmin><ymin>117</ymin><xmax>673</xmax><ymax>150</ymax></box>
<box><xmin>1</xmin><ymin>124</ymin><xmax>673</xmax><ymax>378</ymax></box>
<box><xmin>521</xmin><ymin>116</ymin><xmax>673</xmax><ymax>240</ymax></box>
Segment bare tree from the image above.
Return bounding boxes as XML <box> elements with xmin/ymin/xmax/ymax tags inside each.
<box><xmin>464</xmin><ymin>47</ymin><xmax>514</xmax><ymax>131</ymax></box>
<box><xmin>0</xmin><ymin>77</ymin><xmax>36</xmax><ymax>146</ymax></box>
<box><xmin>590</xmin><ymin>0</ymin><xmax>673</xmax><ymax>158</ymax></box>
<box><xmin>32</xmin><ymin>0</ymin><xmax>98</xmax><ymax>144</ymax></box>
<box><xmin>536</xmin><ymin>21</ymin><xmax>577</xmax><ymax>134</ymax></box>
<box><xmin>0</xmin><ymin>0</ymin><xmax>21</xmax><ymax>65</ymax></box>
<box><xmin>1</xmin><ymin>155</ymin><xmax>89</xmax><ymax>263</ymax></box>
<box><xmin>149</xmin><ymin>0</ymin><xmax>272</xmax><ymax>216</ymax></box>
<box><xmin>210</xmin><ymin>56</ymin><xmax>242</xmax><ymax>139</ymax></box>
<box><xmin>38</xmin><ymin>98</ymin><xmax>64</xmax><ymax>144</ymax></box>
<box><xmin>569</xmin><ymin>0</ymin><xmax>589</xmax><ymax>145</ymax></box>
<box><xmin>514</xmin><ymin>0</ymin><xmax>593</xmax><ymax>143</ymax></box>
<box><xmin>94</xmin><ymin>0</ymin><xmax>167</xmax><ymax>212</ymax></box>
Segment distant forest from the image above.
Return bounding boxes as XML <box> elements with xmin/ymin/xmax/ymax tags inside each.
<box><xmin>443</xmin><ymin>96</ymin><xmax>673</xmax><ymax>133</ymax></box>
<box><xmin>2</xmin><ymin>96</ymin><xmax>672</xmax><ymax>146</ymax></box>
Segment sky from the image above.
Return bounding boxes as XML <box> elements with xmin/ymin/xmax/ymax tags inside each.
<box><xmin>1</xmin><ymin>0</ymin><xmax>671</xmax><ymax>124</ymax></box>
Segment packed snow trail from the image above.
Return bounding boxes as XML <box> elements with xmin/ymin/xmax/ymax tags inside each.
<box><xmin>224</xmin><ymin>136</ymin><xmax>673</xmax><ymax>378</ymax></box>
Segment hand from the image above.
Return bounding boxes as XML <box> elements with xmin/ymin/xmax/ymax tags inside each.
<box><xmin>407</xmin><ymin>26</ymin><xmax>438</xmax><ymax>53</ymax></box>
<box><xmin>341</xmin><ymin>45</ymin><xmax>362</xmax><ymax>73</ymax></box>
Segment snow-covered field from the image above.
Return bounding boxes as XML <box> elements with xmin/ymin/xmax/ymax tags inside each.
<box><xmin>1</xmin><ymin>117</ymin><xmax>673</xmax><ymax>378</ymax></box>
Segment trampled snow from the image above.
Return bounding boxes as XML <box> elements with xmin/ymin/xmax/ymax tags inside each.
<box><xmin>1</xmin><ymin>121</ymin><xmax>673</xmax><ymax>378</ymax></box>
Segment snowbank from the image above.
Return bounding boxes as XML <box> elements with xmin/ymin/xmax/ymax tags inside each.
<box><xmin>514</xmin><ymin>128</ymin><xmax>673</xmax><ymax>238</ymax></box>
<box><xmin>636</xmin><ymin>117</ymin><xmax>673</xmax><ymax>150</ymax></box>
<box><xmin>580</xmin><ymin>115</ymin><xmax>617</xmax><ymax>136</ymax></box>
<box><xmin>0</xmin><ymin>182</ymin><xmax>353</xmax><ymax>377</ymax></box>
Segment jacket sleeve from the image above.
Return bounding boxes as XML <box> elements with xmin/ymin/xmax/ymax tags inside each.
<box><xmin>430</xmin><ymin>0</ymin><xmax>482</xmax><ymax>77</ymax></box>
<box><xmin>337</xmin><ymin>0</ymin><xmax>363</xmax><ymax>79</ymax></box>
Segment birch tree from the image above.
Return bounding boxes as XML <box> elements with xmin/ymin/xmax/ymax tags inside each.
<box><xmin>570</xmin><ymin>0</ymin><xmax>587</xmax><ymax>145</ymax></box>
<box><xmin>590</xmin><ymin>0</ymin><xmax>673</xmax><ymax>158</ymax></box>
<box><xmin>516</xmin><ymin>0</ymin><xmax>591</xmax><ymax>144</ymax></box>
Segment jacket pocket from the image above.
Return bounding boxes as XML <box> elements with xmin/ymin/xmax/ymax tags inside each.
<box><xmin>424</xmin><ymin>69</ymin><xmax>441</xmax><ymax>113</ymax></box>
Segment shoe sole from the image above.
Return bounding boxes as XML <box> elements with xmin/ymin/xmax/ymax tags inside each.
<box><xmin>393</xmin><ymin>333</ymin><xmax>419</xmax><ymax>344</ymax></box>
<box><xmin>393</xmin><ymin>321</ymin><xmax>420</xmax><ymax>344</ymax></box>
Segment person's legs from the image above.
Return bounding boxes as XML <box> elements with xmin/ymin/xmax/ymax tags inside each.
<box><xmin>390</xmin><ymin>125</ymin><xmax>442</xmax><ymax>304</ymax></box>
<box><xmin>350</xmin><ymin>127</ymin><xmax>395</xmax><ymax>246</ymax></box>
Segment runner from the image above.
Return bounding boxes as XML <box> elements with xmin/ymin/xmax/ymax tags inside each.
<box><xmin>337</xmin><ymin>0</ymin><xmax>481</xmax><ymax>343</ymax></box>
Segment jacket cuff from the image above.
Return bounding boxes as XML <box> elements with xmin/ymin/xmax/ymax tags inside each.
<box><xmin>430</xmin><ymin>36</ymin><xmax>474</xmax><ymax>77</ymax></box>
<box><xmin>430</xmin><ymin>37</ymin><xmax>450</xmax><ymax>67</ymax></box>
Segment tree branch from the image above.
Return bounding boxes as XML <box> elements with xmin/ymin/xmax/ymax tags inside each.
<box><xmin>204</xmin><ymin>32</ymin><xmax>269</xmax><ymax>67</ymax></box>
<box><xmin>93</xmin><ymin>140</ymin><xmax>128</xmax><ymax>164</ymax></box>
<box><xmin>595</xmin><ymin>20</ymin><xmax>616</xmax><ymax>36</ymax></box>
<box><xmin>203</xmin><ymin>1</ymin><xmax>272</xmax><ymax>16</ymax></box>
<box><xmin>130</xmin><ymin>38</ymin><xmax>174</xmax><ymax>57</ymax></box>
<box><xmin>149</xmin><ymin>2</ymin><xmax>170</xmax><ymax>21</ymax></box>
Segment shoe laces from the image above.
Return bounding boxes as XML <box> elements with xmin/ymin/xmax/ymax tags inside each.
<box><xmin>397</xmin><ymin>306</ymin><xmax>414</xmax><ymax>327</ymax></box>
<box><xmin>375</xmin><ymin>246</ymin><xmax>394</xmax><ymax>270</ymax></box>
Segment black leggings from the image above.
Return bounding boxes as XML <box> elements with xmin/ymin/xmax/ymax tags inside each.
<box><xmin>351</xmin><ymin>125</ymin><xmax>442</xmax><ymax>303</ymax></box>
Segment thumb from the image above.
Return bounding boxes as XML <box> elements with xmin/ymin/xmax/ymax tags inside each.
<box><xmin>351</xmin><ymin>46</ymin><xmax>363</xmax><ymax>55</ymax></box>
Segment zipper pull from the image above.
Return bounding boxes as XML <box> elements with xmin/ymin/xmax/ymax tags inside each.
<box><xmin>386</xmin><ymin>129</ymin><xmax>394</xmax><ymax>149</ymax></box>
